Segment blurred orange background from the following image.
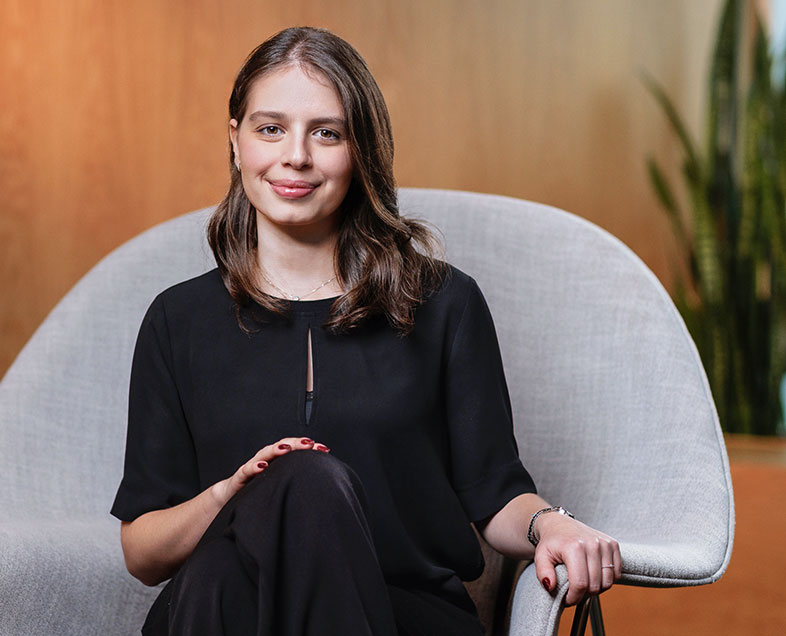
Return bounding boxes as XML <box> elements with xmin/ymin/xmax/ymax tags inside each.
<box><xmin>0</xmin><ymin>0</ymin><xmax>721</xmax><ymax>376</ymax></box>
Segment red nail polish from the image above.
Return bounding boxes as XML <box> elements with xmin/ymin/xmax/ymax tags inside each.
<box><xmin>257</xmin><ymin>461</ymin><xmax>268</xmax><ymax>469</ymax></box>
<box><xmin>278</xmin><ymin>443</ymin><xmax>291</xmax><ymax>450</ymax></box>
<box><xmin>316</xmin><ymin>444</ymin><xmax>330</xmax><ymax>452</ymax></box>
<box><xmin>542</xmin><ymin>578</ymin><xmax>550</xmax><ymax>591</ymax></box>
<box><xmin>301</xmin><ymin>438</ymin><xmax>314</xmax><ymax>445</ymax></box>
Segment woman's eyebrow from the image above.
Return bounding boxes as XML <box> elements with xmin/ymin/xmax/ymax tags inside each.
<box><xmin>310</xmin><ymin>116</ymin><xmax>346</xmax><ymax>128</ymax></box>
<box><xmin>247</xmin><ymin>110</ymin><xmax>346</xmax><ymax>128</ymax></box>
<box><xmin>248</xmin><ymin>110</ymin><xmax>285</xmax><ymax>122</ymax></box>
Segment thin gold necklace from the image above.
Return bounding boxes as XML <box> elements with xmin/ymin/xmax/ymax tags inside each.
<box><xmin>260</xmin><ymin>269</ymin><xmax>336</xmax><ymax>301</ymax></box>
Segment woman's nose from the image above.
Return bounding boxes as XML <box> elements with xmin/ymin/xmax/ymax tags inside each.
<box><xmin>282</xmin><ymin>133</ymin><xmax>311</xmax><ymax>169</ymax></box>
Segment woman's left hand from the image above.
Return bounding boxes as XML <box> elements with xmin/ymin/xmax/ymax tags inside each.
<box><xmin>533</xmin><ymin>512</ymin><xmax>622</xmax><ymax>606</ymax></box>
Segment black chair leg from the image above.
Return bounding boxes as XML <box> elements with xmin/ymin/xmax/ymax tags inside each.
<box><xmin>589</xmin><ymin>596</ymin><xmax>606</xmax><ymax>636</ymax></box>
<box><xmin>569</xmin><ymin>596</ymin><xmax>606</xmax><ymax>636</ymax></box>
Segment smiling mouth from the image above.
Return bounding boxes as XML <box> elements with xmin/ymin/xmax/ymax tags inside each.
<box><xmin>268</xmin><ymin>180</ymin><xmax>318</xmax><ymax>199</ymax></box>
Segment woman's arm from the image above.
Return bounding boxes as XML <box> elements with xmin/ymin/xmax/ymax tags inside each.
<box><xmin>478</xmin><ymin>493</ymin><xmax>621</xmax><ymax>606</ymax></box>
<box><xmin>120</xmin><ymin>437</ymin><xmax>329</xmax><ymax>586</ymax></box>
<box><xmin>121</xmin><ymin>481</ymin><xmax>227</xmax><ymax>586</ymax></box>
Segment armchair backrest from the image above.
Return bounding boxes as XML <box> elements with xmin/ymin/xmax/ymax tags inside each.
<box><xmin>0</xmin><ymin>189</ymin><xmax>732</xmax><ymax>587</ymax></box>
<box><xmin>0</xmin><ymin>210</ymin><xmax>214</xmax><ymax>517</ymax></box>
<box><xmin>403</xmin><ymin>190</ymin><xmax>732</xmax><ymax>588</ymax></box>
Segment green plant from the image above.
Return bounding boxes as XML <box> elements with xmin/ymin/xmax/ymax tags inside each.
<box><xmin>644</xmin><ymin>0</ymin><xmax>786</xmax><ymax>436</ymax></box>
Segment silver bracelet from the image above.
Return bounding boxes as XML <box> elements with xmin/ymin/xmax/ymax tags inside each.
<box><xmin>527</xmin><ymin>506</ymin><xmax>575</xmax><ymax>547</ymax></box>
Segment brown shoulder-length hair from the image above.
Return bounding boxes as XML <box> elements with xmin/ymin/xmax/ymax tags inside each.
<box><xmin>207</xmin><ymin>26</ymin><xmax>445</xmax><ymax>335</ymax></box>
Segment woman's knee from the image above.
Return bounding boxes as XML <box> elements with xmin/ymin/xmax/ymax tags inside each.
<box><xmin>275</xmin><ymin>448</ymin><xmax>360</xmax><ymax>486</ymax></box>
<box><xmin>260</xmin><ymin>449</ymin><xmax>369</xmax><ymax>510</ymax></box>
<box><xmin>216</xmin><ymin>450</ymin><xmax>370</xmax><ymax>538</ymax></box>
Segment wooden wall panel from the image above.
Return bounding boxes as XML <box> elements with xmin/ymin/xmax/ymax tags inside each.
<box><xmin>0</xmin><ymin>0</ymin><xmax>722</xmax><ymax>376</ymax></box>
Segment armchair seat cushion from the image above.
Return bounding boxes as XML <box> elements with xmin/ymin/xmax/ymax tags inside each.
<box><xmin>0</xmin><ymin>518</ymin><xmax>160</xmax><ymax>635</ymax></box>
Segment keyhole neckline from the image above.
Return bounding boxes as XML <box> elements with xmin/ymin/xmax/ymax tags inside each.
<box><xmin>258</xmin><ymin>292</ymin><xmax>342</xmax><ymax>312</ymax></box>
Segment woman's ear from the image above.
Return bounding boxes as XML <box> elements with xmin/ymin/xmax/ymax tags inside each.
<box><xmin>229</xmin><ymin>118</ymin><xmax>241</xmax><ymax>170</ymax></box>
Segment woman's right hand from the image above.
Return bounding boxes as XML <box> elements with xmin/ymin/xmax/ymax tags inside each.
<box><xmin>211</xmin><ymin>436</ymin><xmax>331</xmax><ymax>508</ymax></box>
<box><xmin>122</xmin><ymin>436</ymin><xmax>330</xmax><ymax>586</ymax></box>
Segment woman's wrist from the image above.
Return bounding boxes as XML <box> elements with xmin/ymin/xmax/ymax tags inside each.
<box><xmin>209</xmin><ymin>479</ymin><xmax>233</xmax><ymax>511</ymax></box>
<box><xmin>528</xmin><ymin>506</ymin><xmax>575</xmax><ymax>546</ymax></box>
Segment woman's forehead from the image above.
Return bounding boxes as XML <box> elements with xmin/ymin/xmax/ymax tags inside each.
<box><xmin>245</xmin><ymin>64</ymin><xmax>342</xmax><ymax>114</ymax></box>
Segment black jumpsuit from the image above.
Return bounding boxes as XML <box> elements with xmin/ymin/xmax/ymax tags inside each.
<box><xmin>111</xmin><ymin>265</ymin><xmax>537</xmax><ymax>635</ymax></box>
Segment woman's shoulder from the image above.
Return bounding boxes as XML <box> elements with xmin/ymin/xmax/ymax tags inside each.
<box><xmin>155</xmin><ymin>267</ymin><xmax>224</xmax><ymax>300</ymax></box>
<box><xmin>145</xmin><ymin>268</ymin><xmax>229</xmax><ymax>319</ymax></box>
<box><xmin>416</xmin><ymin>262</ymin><xmax>489</xmax><ymax>326</ymax></box>
<box><xmin>430</xmin><ymin>262</ymin><xmax>483</xmax><ymax>305</ymax></box>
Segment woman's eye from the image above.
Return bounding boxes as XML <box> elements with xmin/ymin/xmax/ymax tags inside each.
<box><xmin>259</xmin><ymin>125</ymin><xmax>281</xmax><ymax>136</ymax></box>
<box><xmin>316</xmin><ymin>129</ymin><xmax>339</xmax><ymax>140</ymax></box>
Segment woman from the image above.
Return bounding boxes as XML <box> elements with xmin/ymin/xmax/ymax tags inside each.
<box><xmin>112</xmin><ymin>26</ymin><xmax>621</xmax><ymax>635</ymax></box>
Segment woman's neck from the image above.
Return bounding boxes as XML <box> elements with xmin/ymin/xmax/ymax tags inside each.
<box><xmin>255</xmin><ymin>217</ymin><xmax>342</xmax><ymax>300</ymax></box>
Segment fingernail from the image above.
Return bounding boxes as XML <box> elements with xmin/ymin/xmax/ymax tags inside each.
<box><xmin>315</xmin><ymin>444</ymin><xmax>330</xmax><ymax>452</ymax></box>
<box><xmin>278</xmin><ymin>443</ymin><xmax>291</xmax><ymax>450</ymax></box>
<box><xmin>257</xmin><ymin>461</ymin><xmax>268</xmax><ymax>469</ymax></box>
<box><xmin>301</xmin><ymin>438</ymin><xmax>314</xmax><ymax>445</ymax></box>
<box><xmin>542</xmin><ymin>578</ymin><xmax>550</xmax><ymax>591</ymax></box>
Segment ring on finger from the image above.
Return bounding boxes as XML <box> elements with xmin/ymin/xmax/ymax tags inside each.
<box><xmin>601</xmin><ymin>564</ymin><xmax>614</xmax><ymax>569</ymax></box>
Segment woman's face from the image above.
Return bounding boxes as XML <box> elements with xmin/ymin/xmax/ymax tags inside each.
<box><xmin>230</xmin><ymin>64</ymin><xmax>353</xmax><ymax>234</ymax></box>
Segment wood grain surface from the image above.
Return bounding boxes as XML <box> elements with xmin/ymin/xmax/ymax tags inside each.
<box><xmin>1</xmin><ymin>0</ymin><xmax>721</xmax><ymax>376</ymax></box>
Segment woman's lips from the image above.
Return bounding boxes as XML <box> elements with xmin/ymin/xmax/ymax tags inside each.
<box><xmin>268</xmin><ymin>180</ymin><xmax>318</xmax><ymax>199</ymax></box>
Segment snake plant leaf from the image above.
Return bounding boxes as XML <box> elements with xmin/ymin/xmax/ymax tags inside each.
<box><xmin>646</xmin><ymin>156</ymin><xmax>678</xmax><ymax>213</ymax></box>
<box><xmin>646</xmin><ymin>157</ymin><xmax>690</xmax><ymax>254</ymax></box>
<box><xmin>645</xmin><ymin>0</ymin><xmax>785</xmax><ymax>435</ymax></box>
<box><xmin>691</xmin><ymin>191</ymin><xmax>724</xmax><ymax>305</ymax></box>
<box><xmin>738</xmin><ymin>90</ymin><xmax>765</xmax><ymax>260</ymax></box>
<box><xmin>706</xmin><ymin>0</ymin><xmax>743</xmax><ymax>251</ymax></box>
<box><xmin>641</xmin><ymin>71</ymin><xmax>701</xmax><ymax>172</ymax></box>
<box><xmin>706</xmin><ymin>0</ymin><xmax>741</xmax><ymax>179</ymax></box>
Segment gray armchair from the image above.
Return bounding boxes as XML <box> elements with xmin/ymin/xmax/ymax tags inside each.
<box><xmin>0</xmin><ymin>189</ymin><xmax>733</xmax><ymax>635</ymax></box>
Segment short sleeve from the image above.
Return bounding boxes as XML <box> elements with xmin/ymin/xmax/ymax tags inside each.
<box><xmin>445</xmin><ymin>277</ymin><xmax>536</xmax><ymax>522</ymax></box>
<box><xmin>110</xmin><ymin>295</ymin><xmax>200</xmax><ymax>522</ymax></box>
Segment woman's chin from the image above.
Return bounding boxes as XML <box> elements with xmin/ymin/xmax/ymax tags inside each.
<box><xmin>255</xmin><ymin>212</ymin><xmax>340</xmax><ymax>237</ymax></box>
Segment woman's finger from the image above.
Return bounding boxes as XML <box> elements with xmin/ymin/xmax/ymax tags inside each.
<box><xmin>221</xmin><ymin>458</ymin><xmax>266</xmax><ymax>499</ymax></box>
<box><xmin>285</xmin><ymin>436</ymin><xmax>316</xmax><ymax>448</ymax></box>
<box><xmin>561</xmin><ymin>542</ymin><xmax>590</xmax><ymax>606</ymax></box>
<box><xmin>251</xmin><ymin>437</ymin><xmax>326</xmax><ymax>463</ymax></box>
<box><xmin>238</xmin><ymin>457</ymin><xmax>268</xmax><ymax>482</ymax></box>
<box><xmin>584</xmin><ymin>537</ymin><xmax>603</xmax><ymax>596</ymax></box>
<box><xmin>230</xmin><ymin>437</ymin><xmax>332</xmax><ymax>494</ymax></box>
<box><xmin>612</xmin><ymin>538</ymin><xmax>622</xmax><ymax>581</ymax></box>
<box><xmin>599</xmin><ymin>538</ymin><xmax>616</xmax><ymax>591</ymax></box>
<box><xmin>533</xmin><ymin>545</ymin><xmax>558</xmax><ymax>594</ymax></box>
